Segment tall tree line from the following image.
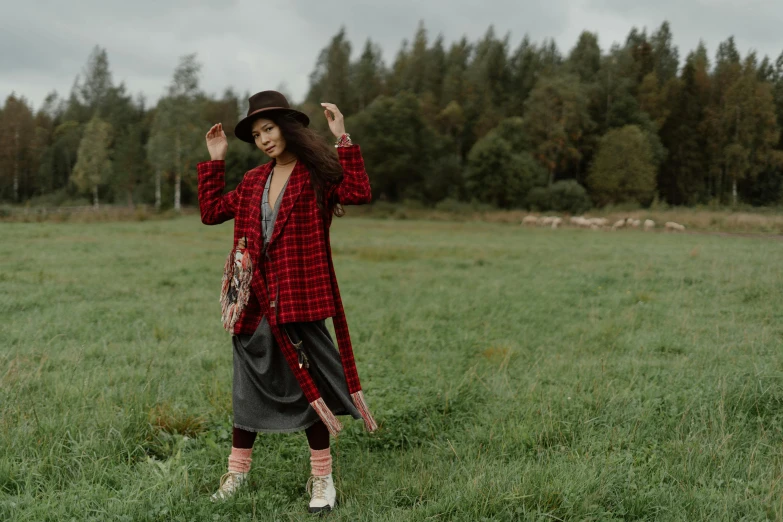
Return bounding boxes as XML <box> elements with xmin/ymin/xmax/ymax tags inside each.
<box><xmin>0</xmin><ymin>47</ymin><xmax>259</xmax><ymax>210</ymax></box>
<box><xmin>2</xmin><ymin>23</ymin><xmax>783</xmax><ymax>211</ymax></box>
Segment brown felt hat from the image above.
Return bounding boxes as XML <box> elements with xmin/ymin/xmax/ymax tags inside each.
<box><xmin>234</xmin><ymin>90</ymin><xmax>310</xmax><ymax>143</ymax></box>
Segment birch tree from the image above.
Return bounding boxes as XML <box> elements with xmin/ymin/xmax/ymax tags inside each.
<box><xmin>71</xmin><ymin>116</ymin><xmax>112</xmax><ymax>208</ymax></box>
<box><xmin>147</xmin><ymin>54</ymin><xmax>203</xmax><ymax>211</ymax></box>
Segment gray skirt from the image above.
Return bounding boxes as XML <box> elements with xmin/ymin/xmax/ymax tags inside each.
<box><xmin>231</xmin><ymin>315</ymin><xmax>363</xmax><ymax>433</ymax></box>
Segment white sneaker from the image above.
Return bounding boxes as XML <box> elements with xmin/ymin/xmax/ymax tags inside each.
<box><xmin>210</xmin><ymin>471</ymin><xmax>247</xmax><ymax>502</ymax></box>
<box><xmin>306</xmin><ymin>473</ymin><xmax>336</xmax><ymax>513</ymax></box>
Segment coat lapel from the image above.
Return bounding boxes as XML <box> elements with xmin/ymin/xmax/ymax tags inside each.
<box><xmin>266</xmin><ymin>161</ymin><xmax>307</xmax><ymax>248</ymax></box>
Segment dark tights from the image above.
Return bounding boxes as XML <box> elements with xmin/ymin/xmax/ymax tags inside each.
<box><xmin>232</xmin><ymin>421</ymin><xmax>329</xmax><ymax>450</ymax></box>
<box><xmin>304</xmin><ymin>420</ymin><xmax>330</xmax><ymax>450</ymax></box>
<box><xmin>231</xmin><ymin>426</ymin><xmax>257</xmax><ymax>449</ymax></box>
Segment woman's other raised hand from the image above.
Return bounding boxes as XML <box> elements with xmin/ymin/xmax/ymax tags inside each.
<box><xmin>206</xmin><ymin>123</ymin><xmax>228</xmax><ymax>161</ymax></box>
<box><xmin>320</xmin><ymin>103</ymin><xmax>346</xmax><ymax>139</ymax></box>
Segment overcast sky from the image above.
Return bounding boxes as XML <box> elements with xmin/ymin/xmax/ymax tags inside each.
<box><xmin>3</xmin><ymin>0</ymin><xmax>782</xmax><ymax>111</ymax></box>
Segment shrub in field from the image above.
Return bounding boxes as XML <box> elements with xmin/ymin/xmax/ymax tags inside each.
<box><xmin>587</xmin><ymin>124</ymin><xmax>657</xmax><ymax>206</ymax></box>
<box><xmin>433</xmin><ymin>197</ymin><xmax>466</xmax><ymax>213</ymax></box>
<box><xmin>527</xmin><ymin>180</ymin><xmax>592</xmax><ymax>214</ymax></box>
<box><xmin>465</xmin><ymin>132</ymin><xmax>547</xmax><ymax>208</ymax></box>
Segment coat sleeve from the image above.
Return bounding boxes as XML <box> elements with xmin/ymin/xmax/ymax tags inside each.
<box><xmin>197</xmin><ymin>160</ymin><xmax>243</xmax><ymax>225</ymax></box>
<box><xmin>329</xmin><ymin>145</ymin><xmax>372</xmax><ymax>205</ymax></box>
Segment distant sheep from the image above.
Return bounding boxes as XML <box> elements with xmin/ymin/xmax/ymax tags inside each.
<box><xmin>523</xmin><ymin>215</ymin><xmax>662</xmax><ymax>233</ymax></box>
<box><xmin>665</xmin><ymin>221</ymin><xmax>686</xmax><ymax>232</ymax></box>
<box><xmin>572</xmin><ymin>216</ymin><xmax>592</xmax><ymax>228</ymax></box>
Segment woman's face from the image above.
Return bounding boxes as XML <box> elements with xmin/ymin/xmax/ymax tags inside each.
<box><xmin>251</xmin><ymin>118</ymin><xmax>287</xmax><ymax>158</ymax></box>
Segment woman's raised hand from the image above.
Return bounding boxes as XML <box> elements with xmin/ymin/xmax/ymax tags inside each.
<box><xmin>206</xmin><ymin>123</ymin><xmax>228</xmax><ymax>161</ymax></box>
<box><xmin>321</xmin><ymin>103</ymin><xmax>346</xmax><ymax>138</ymax></box>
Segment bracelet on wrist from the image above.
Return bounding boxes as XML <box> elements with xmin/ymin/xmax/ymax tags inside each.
<box><xmin>335</xmin><ymin>133</ymin><xmax>353</xmax><ymax>148</ymax></box>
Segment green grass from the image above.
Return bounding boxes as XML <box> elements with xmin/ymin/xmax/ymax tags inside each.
<box><xmin>1</xmin><ymin>216</ymin><xmax>782</xmax><ymax>521</ymax></box>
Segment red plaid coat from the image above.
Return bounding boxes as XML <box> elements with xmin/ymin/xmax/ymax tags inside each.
<box><xmin>197</xmin><ymin>145</ymin><xmax>377</xmax><ymax>432</ymax></box>
<box><xmin>197</xmin><ymin>145</ymin><xmax>371</xmax><ymax>334</ymax></box>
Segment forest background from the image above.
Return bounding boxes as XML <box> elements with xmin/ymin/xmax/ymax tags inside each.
<box><xmin>2</xmin><ymin>21</ymin><xmax>783</xmax><ymax>215</ymax></box>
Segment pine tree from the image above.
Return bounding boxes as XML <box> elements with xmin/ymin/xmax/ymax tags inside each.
<box><xmin>703</xmin><ymin>38</ymin><xmax>775</xmax><ymax>204</ymax></box>
<box><xmin>427</xmin><ymin>35</ymin><xmax>447</xmax><ymax>110</ymax></box>
<box><xmin>49</xmin><ymin>121</ymin><xmax>82</xmax><ymax>195</ymax></box>
<box><xmin>507</xmin><ymin>36</ymin><xmax>541</xmax><ymax>116</ymax></box>
<box><xmin>113</xmin><ymin>124</ymin><xmax>146</xmax><ymax>207</ymax></box>
<box><xmin>772</xmin><ymin>51</ymin><xmax>783</xmax><ymax>147</ymax></box>
<box><xmin>537</xmin><ymin>38</ymin><xmax>563</xmax><ymax>76</ymax></box>
<box><xmin>463</xmin><ymin>27</ymin><xmax>512</xmax><ymax>142</ymax></box>
<box><xmin>405</xmin><ymin>22</ymin><xmax>430</xmax><ymax>94</ymax></box>
<box><xmin>704</xmin><ymin>38</ymin><xmax>742</xmax><ymax>202</ymax></box>
<box><xmin>638</xmin><ymin>72</ymin><xmax>668</xmax><ymax>129</ymax></box>
<box><xmin>650</xmin><ymin>21</ymin><xmax>679</xmax><ymax>84</ymax></box>
<box><xmin>625</xmin><ymin>27</ymin><xmax>654</xmax><ymax>86</ymax></box>
<box><xmin>567</xmin><ymin>31</ymin><xmax>602</xmax><ymax>83</ymax></box>
<box><xmin>351</xmin><ymin>40</ymin><xmax>386</xmax><ymax>111</ymax></box>
<box><xmin>201</xmin><ymin>88</ymin><xmax>241</xmax><ymax>140</ymax></box>
<box><xmin>306</xmin><ymin>28</ymin><xmax>354</xmax><ymax>115</ymax></box>
<box><xmin>658</xmin><ymin>47</ymin><xmax>711</xmax><ymax>204</ymax></box>
<box><xmin>594</xmin><ymin>47</ymin><xmax>637</xmax><ymax>131</ymax></box>
<box><xmin>31</xmin><ymin>96</ymin><xmax>58</xmax><ymax>197</ymax></box>
<box><xmin>386</xmin><ymin>39</ymin><xmax>410</xmax><ymax>96</ymax></box>
<box><xmin>757</xmin><ymin>56</ymin><xmax>775</xmax><ymax>82</ymax></box>
<box><xmin>32</xmin><ymin>94</ymin><xmax>57</xmax><ymax>196</ymax></box>
<box><xmin>441</xmin><ymin>38</ymin><xmax>471</xmax><ymax>109</ymax></box>
<box><xmin>0</xmin><ymin>94</ymin><xmax>36</xmax><ymax>202</ymax></box>
<box><xmin>435</xmin><ymin>100</ymin><xmax>466</xmax><ymax>158</ymax></box>
<box><xmin>78</xmin><ymin>46</ymin><xmax>113</xmax><ymax>115</ymax></box>
<box><xmin>743</xmin><ymin>51</ymin><xmax>783</xmax><ymax>205</ymax></box>
<box><xmin>721</xmin><ymin>54</ymin><xmax>780</xmax><ymax>205</ymax></box>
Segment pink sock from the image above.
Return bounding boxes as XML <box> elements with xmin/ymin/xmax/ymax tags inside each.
<box><xmin>228</xmin><ymin>446</ymin><xmax>252</xmax><ymax>474</ymax></box>
<box><xmin>309</xmin><ymin>447</ymin><xmax>332</xmax><ymax>476</ymax></box>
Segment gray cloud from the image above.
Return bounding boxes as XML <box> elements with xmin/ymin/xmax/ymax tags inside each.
<box><xmin>583</xmin><ymin>0</ymin><xmax>783</xmax><ymax>58</ymax></box>
<box><xmin>2</xmin><ymin>0</ymin><xmax>782</xmax><ymax>111</ymax></box>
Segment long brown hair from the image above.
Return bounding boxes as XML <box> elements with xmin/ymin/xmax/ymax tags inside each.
<box><xmin>272</xmin><ymin>113</ymin><xmax>345</xmax><ymax>220</ymax></box>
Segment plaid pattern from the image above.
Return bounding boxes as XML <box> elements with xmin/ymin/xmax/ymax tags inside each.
<box><xmin>197</xmin><ymin>145</ymin><xmax>374</xmax><ymax>429</ymax></box>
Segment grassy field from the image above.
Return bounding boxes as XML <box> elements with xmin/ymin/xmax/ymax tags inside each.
<box><xmin>1</xmin><ymin>216</ymin><xmax>782</xmax><ymax>521</ymax></box>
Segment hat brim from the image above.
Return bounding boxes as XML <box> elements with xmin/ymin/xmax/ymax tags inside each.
<box><xmin>234</xmin><ymin>108</ymin><xmax>310</xmax><ymax>144</ymax></box>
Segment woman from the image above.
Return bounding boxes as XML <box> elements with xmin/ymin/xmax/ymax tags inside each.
<box><xmin>198</xmin><ymin>90</ymin><xmax>378</xmax><ymax>512</ymax></box>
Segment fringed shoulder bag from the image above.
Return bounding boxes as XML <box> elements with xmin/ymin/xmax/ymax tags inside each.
<box><xmin>220</xmin><ymin>236</ymin><xmax>253</xmax><ymax>333</ymax></box>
